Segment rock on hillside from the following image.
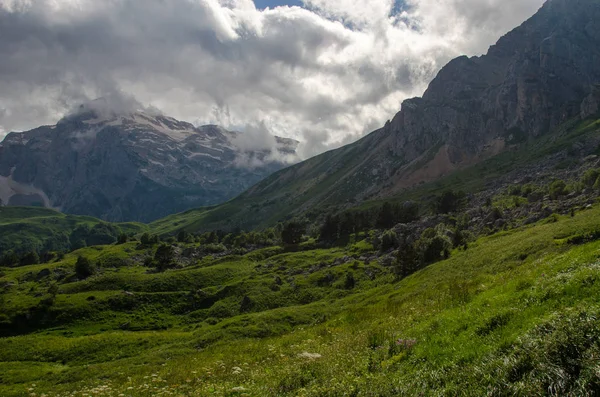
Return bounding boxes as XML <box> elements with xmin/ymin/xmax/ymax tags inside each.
<box><xmin>0</xmin><ymin>102</ymin><xmax>298</xmax><ymax>222</ymax></box>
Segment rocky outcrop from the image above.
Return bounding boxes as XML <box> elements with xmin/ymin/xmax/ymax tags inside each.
<box><xmin>385</xmin><ymin>0</ymin><xmax>600</xmax><ymax>171</ymax></box>
<box><xmin>0</xmin><ymin>108</ymin><xmax>298</xmax><ymax>222</ymax></box>
<box><xmin>581</xmin><ymin>85</ymin><xmax>600</xmax><ymax>119</ymax></box>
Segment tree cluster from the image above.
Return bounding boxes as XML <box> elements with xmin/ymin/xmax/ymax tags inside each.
<box><xmin>318</xmin><ymin>201</ymin><xmax>420</xmax><ymax>244</ymax></box>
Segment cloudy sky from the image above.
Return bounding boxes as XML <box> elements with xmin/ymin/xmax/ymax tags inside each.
<box><xmin>0</xmin><ymin>0</ymin><xmax>545</xmax><ymax>158</ymax></box>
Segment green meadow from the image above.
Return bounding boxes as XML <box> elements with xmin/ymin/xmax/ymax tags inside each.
<box><xmin>1</xmin><ymin>205</ymin><xmax>600</xmax><ymax>396</ymax></box>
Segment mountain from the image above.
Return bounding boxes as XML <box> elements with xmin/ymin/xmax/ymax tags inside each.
<box><xmin>153</xmin><ymin>0</ymin><xmax>600</xmax><ymax>233</ymax></box>
<box><xmin>0</xmin><ymin>102</ymin><xmax>298</xmax><ymax>222</ymax></box>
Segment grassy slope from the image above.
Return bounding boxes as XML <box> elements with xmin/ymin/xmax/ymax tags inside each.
<box><xmin>0</xmin><ymin>207</ymin><xmax>148</xmax><ymax>254</ymax></box>
<box><xmin>2</xmin><ymin>206</ymin><xmax>600</xmax><ymax>395</ymax></box>
<box><xmin>151</xmin><ymin>117</ymin><xmax>600</xmax><ymax>235</ymax></box>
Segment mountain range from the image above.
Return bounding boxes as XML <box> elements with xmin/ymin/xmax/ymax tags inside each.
<box><xmin>3</xmin><ymin>1</ymin><xmax>600</xmax><ymax>395</ymax></box>
<box><xmin>2</xmin><ymin>0</ymin><xmax>600</xmax><ymax>232</ymax></box>
<box><xmin>0</xmin><ymin>102</ymin><xmax>298</xmax><ymax>222</ymax></box>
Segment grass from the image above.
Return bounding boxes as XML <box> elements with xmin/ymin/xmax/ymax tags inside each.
<box><xmin>1</xmin><ymin>205</ymin><xmax>600</xmax><ymax>395</ymax></box>
<box><xmin>0</xmin><ymin>207</ymin><xmax>148</xmax><ymax>256</ymax></box>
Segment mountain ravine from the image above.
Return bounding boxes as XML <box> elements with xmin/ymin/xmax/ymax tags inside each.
<box><xmin>0</xmin><ymin>105</ymin><xmax>298</xmax><ymax>222</ymax></box>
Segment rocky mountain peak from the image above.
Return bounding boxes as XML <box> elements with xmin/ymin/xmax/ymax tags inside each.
<box><xmin>0</xmin><ymin>105</ymin><xmax>299</xmax><ymax>222</ymax></box>
<box><xmin>385</xmin><ymin>0</ymin><xmax>600</xmax><ymax>172</ymax></box>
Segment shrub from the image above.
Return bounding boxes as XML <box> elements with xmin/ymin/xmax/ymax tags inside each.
<box><xmin>240</xmin><ymin>295</ymin><xmax>253</xmax><ymax>313</ymax></box>
<box><xmin>177</xmin><ymin>230</ymin><xmax>192</xmax><ymax>243</ymax></box>
<box><xmin>415</xmin><ymin>230</ymin><xmax>452</xmax><ymax>265</ymax></box>
<box><xmin>117</xmin><ymin>233</ymin><xmax>128</xmax><ymax>244</ymax></box>
<box><xmin>70</xmin><ymin>223</ymin><xmax>120</xmax><ymax>248</ymax></box>
<box><xmin>319</xmin><ymin>214</ymin><xmax>340</xmax><ymax>243</ymax></box>
<box><xmin>344</xmin><ymin>272</ymin><xmax>356</xmax><ymax>289</ymax></box>
<box><xmin>75</xmin><ymin>256</ymin><xmax>95</xmax><ymax>279</ymax></box>
<box><xmin>566</xmin><ymin>229</ymin><xmax>600</xmax><ymax>245</ymax></box>
<box><xmin>380</xmin><ymin>230</ymin><xmax>399</xmax><ymax>251</ymax></box>
<box><xmin>97</xmin><ymin>255</ymin><xmax>132</xmax><ymax>268</ymax></box>
<box><xmin>435</xmin><ymin>190</ymin><xmax>467</xmax><ymax>214</ymax></box>
<box><xmin>140</xmin><ymin>233</ymin><xmax>160</xmax><ymax>246</ymax></box>
<box><xmin>526</xmin><ymin>186</ymin><xmax>545</xmax><ymax>202</ymax></box>
<box><xmin>582</xmin><ymin>169</ymin><xmax>600</xmax><ymax>187</ymax></box>
<box><xmin>39</xmin><ymin>251</ymin><xmax>57</xmax><ymax>263</ymax></box>
<box><xmin>508</xmin><ymin>185</ymin><xmax>522</xmax><ymax>196</ymax></box>
<box><xmin>20</xmin><ymin>251</ymin><xmax>40</xmax><ymax>266</ymax></box>
<box><xmin>203</xmin><ymin>243</ymin><xmax>226</xmax><ymax>254</ymax></box>
<box><xmin>281</xmin><ymin>221</ymin><xmax>305</xmax><ymax>245</ymax></box>
<box><xmin>549</xmin><ymin>179</ymin><xmax>568</xmax><ymax>199</ymax></box>
<box><xmin>154</xmin><ymin>244</ymin><xmax>176</xmax><ymax>271</ymax></box>
<box><xmin>0</xmin><ymin>251</ymin><xmax>19</xmax><ymax>267</ymax></box>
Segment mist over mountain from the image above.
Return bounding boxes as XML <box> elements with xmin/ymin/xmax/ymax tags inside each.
<box><xmin>0</xmin><ymin>98</ymin><xmax>299</xmax><ymax>222</ymax></box>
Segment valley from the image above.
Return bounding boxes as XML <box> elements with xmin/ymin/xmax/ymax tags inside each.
<box><xmin>1</xmin><ymin>0</ymin><xmax>600</xmax><ymax>395</ymax></box>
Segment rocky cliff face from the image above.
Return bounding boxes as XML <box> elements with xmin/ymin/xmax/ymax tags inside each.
<box><xmin>166</xmin><ymin>0</ymin><xmax>600</xmax><ymax>232</ymax></box>
<box><xmin>253</xmin><ymin>0</ymin><xmax>600</xmax><ymax>202</ymax></box>
<box><xmin>386</xmin><ymin>0</ymin><xmax>600</xmax><ymax>165</ymax></box>
<box><xmin>0</xmin><ymin>106</ymin><xmax>298</xmax><ymax>222</ymax></box>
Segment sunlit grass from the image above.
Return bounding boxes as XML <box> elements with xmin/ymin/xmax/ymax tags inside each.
<box><xmin>2</xmin><ymin>208</ymin><xmax>600</xmax><ymax>395</ymax></box>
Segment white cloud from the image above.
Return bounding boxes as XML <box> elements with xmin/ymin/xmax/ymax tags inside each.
<box><xmin>0</xmin><ymin>0</ymin><xmax>545</xmax><ymax>157</ymax></box>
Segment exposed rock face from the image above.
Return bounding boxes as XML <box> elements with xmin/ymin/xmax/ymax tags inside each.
<box><xmin>581</xmin><ymin>85</ymin><xmax>600</xmax><ymax>119</ymax></box>
<box><xmin>387</xmin><ymin>0</ymin><xmax>600</xmax><ymax>167</ymax></box>
<box><xmin>258</xmin><ymin>0</ymin><xmax>600</xmax><ymax>201</ymax></box>
<box><xmin>0</xmin><ymin>108</ymin><xmax>298</xmax><ymax>222</ymax></box>
<box><xmin>173</xmin><ymin>0</ymin><xmax>600</xmax><ymax>232</ymax></box>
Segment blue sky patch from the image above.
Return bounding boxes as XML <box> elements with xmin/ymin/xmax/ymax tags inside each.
<box><xmin>253</xmin><ymin>0</ymin><xmax>303</xmax><ymax>9</ymax></box>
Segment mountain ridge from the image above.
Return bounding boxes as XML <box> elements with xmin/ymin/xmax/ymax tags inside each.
<box><xmin>150</xmin><ymin>0</ymin><xmax>600</xmax><ymax>233</ymax></box>
<box><xmin>0</xmin><ymin>107</ymin><xmax>299</xmax><ymax>222</ymax></box>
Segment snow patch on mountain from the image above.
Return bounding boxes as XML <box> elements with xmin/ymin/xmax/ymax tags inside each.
<box><xmin>0</xmin><ymin>168</ymin><xmax>53</xmax><ymax>208</ymax></box>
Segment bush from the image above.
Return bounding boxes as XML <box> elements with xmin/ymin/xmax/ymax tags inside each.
<box><xmin>117</xmin><ymin>234</ymin><xmax>128</xmax><ymax>244</ymax></box>
<box><xmin>319</xmin><ymin>215</ymin><xmax>340</xmax><ymax>243</ymax></box>
<box><xmin>380</xmin><ymin>230</ymin><xmax>399</xmax><ymax>251</ymax></box>
<box><xmin>344</xmin><ymin>272</ymin><xmax>356</xmax><ymax>289</ymax></box>
<box><xmin>582</xmin><ymin>169</ymin><xmax>600</xmax><ymax>187</ymax></box>
<box><xmin>203</xmin><ymin>244</ymin><xmax>227</xmax><ymax>254</ymax></box>
<box><xmin>549</xmin><ymin>180</ymin><xmax>568</xmax><ymax>199</ymax></box>
<box><xmin>140</xmin><ymin>233</ymin><xmax>160</xmax><ymax>246</ymax></box>
<box><xmin>566</xmin><ymin>229</ymin><xmax>600</xmax><ymax>245</ymax></box>
<box><xmin>435</xmin><ymin>190</ymin><xmax>466</xmax><ymax>214</ymax></box>
<box><xmin>177</xmin><ymin>230</ymin><xmax>193</xmax><ymax>243</ymax></box>
<box><xmin>154</xmin><ymin>244</ymin><xmax>176</xmax><ymax>271</ymax></box>
<box><xmin>75</xmin><ymin>256</ymin><xmax>95</xmax><ymax>279</ymax></box>
<box><xmin>19</xmin><ymin>251</ymin><xmax>40</xmax><ymax>266</ymax></box>
<box><xmin>415</xmin><ymin>230</ymin><xmax>452</xmax><ymax>265</ymax></box>
<box><xmin>508</xmin><ymin>185</ymin><xmax>522</xmax><ymax>196</ymax></box>
<box><xmin>0</xmin><ymin>251</ymin><xmax>19</xmax><ymax>267</ymax></box>
<box><xmin>527</xmin><ymin>188</ymin><xmax>545</xmax><ymax>203</ymax></box>
<box><xmin>97</xmin><ymin>255</ymin><xmax>132</xmax><ymax>268</ymax></box>
<box><xmin>281</xmin><ymin>221</ymin><xmax>305</xmax><ymax>245</ymax></box>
